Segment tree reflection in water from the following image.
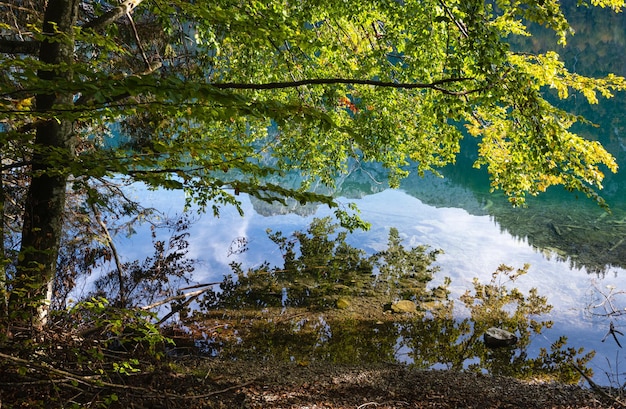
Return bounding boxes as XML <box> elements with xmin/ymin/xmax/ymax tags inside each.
<box><xmin>180</xmin><ymin>218</ymin><xmax>593</xmax><ymax>384</ymax></box>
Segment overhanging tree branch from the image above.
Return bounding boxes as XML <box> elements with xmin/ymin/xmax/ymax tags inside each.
<box><xmin>0</xmin><ymin>0</ymin><xmax>146</xmax><ymax>54</ymax></box>
<box><xmin>7</xmin><ymin>76</ymin><xmax>481</xmax><ymax>112</ymax></box>
<box><xmin>210</xmin><ymin>77</ymin><xmax>479</xmax><ymax>95</ymax></box>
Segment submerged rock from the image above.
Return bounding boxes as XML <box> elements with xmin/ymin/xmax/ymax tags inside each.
<box><xmin>484</xmin><ymin>327</ymin><xmax>518</xmax><ymax>348</ymax></box>
<box><xmin>390</xmin><ymin>300</ymin><xmax>417</xmax><ymax>313</ymax></box>
<box><xmin>336</xmin><ymin>297</ymin><xmax>351</xmax><ymax>309</ymax></box>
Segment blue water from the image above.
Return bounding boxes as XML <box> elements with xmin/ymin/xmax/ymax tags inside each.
<box><xmin>91</xmin><ymin>3</ymin><xmax>626</xmax><ymax>385</ymax></box>
<box><xmin>108</xmin><ymin>177</ymin><xmax>626</xmax><ymax>386</ymax></box>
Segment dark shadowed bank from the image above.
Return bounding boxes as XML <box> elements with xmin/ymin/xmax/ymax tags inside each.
<box><xmin>1</xmin><ymin>357</ymin><xmax>620</xmax><ymax>409</ymax></box>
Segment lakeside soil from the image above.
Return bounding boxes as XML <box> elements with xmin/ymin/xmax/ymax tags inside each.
<box><xmin>145</xmin><ymin>359</ymin><xmax>625</xmax><ymax>408</ymax></box>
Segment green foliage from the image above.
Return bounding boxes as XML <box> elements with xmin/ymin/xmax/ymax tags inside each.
<box><xmin>189</xmin><ymin>220</ymin><xmax>591</xmax><ymax>383</ymax></box>
<box><xmin>69</xmin><ymin>297</ymin><xmax>174</xmax><ymax>360</ymax></box>
<box><xmin>103</xmin><ymin>393</ymin><xmax>119</xmax><ymax>406</ymax></box>
<box><xmin>200</xmin><ymin>217</ymin><xmax>446</xmax><ymax>310</ymax></box>
<box><xmin>0</xmin><ymin>0</ymin><xmax>619</xmax><ymax>387</ymax></box>
<box><xmin>2</xmin><ymin>0</ymin><xmax>625</xmax><ymax>214</ymax></box>
<box><xmin>445</xmin><ymin>264</ymin><xmax>595</xmax><ymax>382</ymax></box>
<box><xmin>460</xmin><ymin>264</ymin><xmax>552</xmax><ymax>338</ymax></box>
<box><xmin>532</xmin><ymin>335</ymin><xmax>593</xmax><ymax>384</ymax></box>
<box><xmin>0</xmin><ymin>296</ymin><xmax>178</xmax><ymax>408</ymax></box>
<box><xmin>373</xmin><ymin>228</ymin><xmax>443</xmax><ymax>302</ymax></box>
<box><xmin>3</xmin><ymin>0</ymin><xmax>626</xmax><ymax>330</ymax></box>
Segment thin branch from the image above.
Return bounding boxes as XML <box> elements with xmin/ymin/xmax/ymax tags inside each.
<box><xmin>438</xmin><ymin>0</ymin><xmax>469</xmax><ymax>38</ymax></box>
<box><xmin>571</xmin><ymin>362</ymin><xmax>626</xmax><ymax>408</ymax></box>
<box><xmin>125</xmin><ymin>12</ymin><xmax>151</xmax><ymax>70</ymax></box>
<box><xmin>82</xmin><ymin>0</ymin><xmax>144</xmax><ymax>31</ymax></box>
<box><xmin>0</xmin><ymin>1</ymin><xmax>41</xmax><ymax>14</ymax></box>
<box><xmin>91</xmin><ymin>203</ymin><xmax>127</xmax><ymax>307</ymax></box>
<box><xmin>179</xmin><ymin>282</ymin><xmax>222</xmax><ymax>291</ymax></box>
<box><xmin>140</xmin><ymin>283</ymin><xmax>219</xmax><ymax>311</ymax></box>
<box><xmin>180</xmin><ymin>380</ymin><xmax>254</xmax><ymax>399</ymax></box>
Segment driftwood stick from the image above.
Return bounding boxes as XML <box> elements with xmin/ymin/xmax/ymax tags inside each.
<box><xmin>571</xmin><ymin>363</ymin><xmax>626</xmax><ymax>408</ymax></box>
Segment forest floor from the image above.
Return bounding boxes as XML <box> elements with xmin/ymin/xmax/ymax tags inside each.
<box><xmin>2</xmin><ymin>354</ymin><xmax>626</xmax><ymax>408</ymax></box>
<box><xmin>166</xmin><ymin>359</ymin><xmax>625</xmax><ymax>409</ymax></box>
<box><xmin>78</xmin><ymin>359</ymin><xmax>626</xmax><ymax>409</ymax></box>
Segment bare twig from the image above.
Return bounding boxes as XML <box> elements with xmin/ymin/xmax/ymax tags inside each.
<box><xmin>178</xmin><ymin>282</ymin><xmax>222</xmax><ymax>291</ymax></box>
<box><xmin>140</xmin><ymin>283</ymin><xmax>219</xmax><ymax>311</ymax></box>
<box><xmin>357</xmin><ymin>401</ymin><xmax>410</xmax><ymax>408</ymax></box>
<box><xmin>82</xmin><ymin>0</ymin><xmax>144</xmax><ymax>31</ymax></box>
<box><xmin>571</xmin><ymin>362</ymin><xmax>626</xmax><ymax>408</ymax></box>
<box><xmin>125</xmin><ymin>11</ymin><xmax>151</xmax><ymax>70</ymax></box>
<box><xmin>91</xmin><ymin>202</ymin><xmax>127</xmax><ymax>306</ymax></box>
<box><xmin>155</xmin><ymin>290</ymin><xmax>204</xmax><ymax>326</ymax></box>
<box><xmin>179</xmin><ymin>380</ymin><xmax>254</xmax><ymax>399</ymax></box>
<box><xmin>602</xmin><ymin>322</ymin><xmax>624</xmax><ymax>348</ymax></box>
<box><xmin>587</xmin><ymin>281</ymin><xmax>626</xmax><ymax>318</ymax></box>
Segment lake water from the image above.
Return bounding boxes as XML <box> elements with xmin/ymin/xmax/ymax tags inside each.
<box><xmin>99</xmin><ymin>4</ymin><xmax>626</xmax><ymax>386</ymax></box>
<box><xmin>118</xmin><ymin>172</ymin><xmax>626</xmax><ymax>385</ymax></box>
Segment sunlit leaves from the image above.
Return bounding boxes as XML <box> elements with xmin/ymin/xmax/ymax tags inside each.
<box><xmin>587</xmin><ymin>0</ymin><xmax>624</xmax><ymax>11</ymax></box>
<box><xmin>2</xmin><ymin>0</ymin><xmax>626</xmax><ymax>216</ymax></box>
<box><xmin>509</xmin><ymin>52</ymin><xmax>626</xmax><ymax>103</ymax></box>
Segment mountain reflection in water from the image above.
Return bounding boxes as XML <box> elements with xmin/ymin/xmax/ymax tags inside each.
<box><xmin>122</xmin><ymin>183</ymin><xmax>626</xmax><ymax>386</ymax></box>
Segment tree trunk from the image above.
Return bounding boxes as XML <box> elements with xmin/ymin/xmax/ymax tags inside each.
<box><xmin>8</xmin><ymin>0</ymin><xmax>79</xmax><ymax>330</ymax></box>
<box><xmin>0</xmin><ymin>162</ymin><xmax>6</xmax><ymax>329</ymax></box>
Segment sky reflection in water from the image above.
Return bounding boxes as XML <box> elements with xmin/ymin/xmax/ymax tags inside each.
<box><xmin>123</xmin><ymin>185</ymin><xmax>626</xmax><ymax>385</ymax></box>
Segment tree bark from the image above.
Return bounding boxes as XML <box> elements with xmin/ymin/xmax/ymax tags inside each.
<box><xmin>0</xmin><ymin>157</ymin><xmax>6</xmax><ymax>329</ymax></box>
<box><xmin>9</xmin><ymin>0</ymin><xmax>80</xmax><ymax>330</ymax></box>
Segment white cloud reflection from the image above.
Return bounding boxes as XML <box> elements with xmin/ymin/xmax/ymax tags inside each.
<box><xmin>106</xmin><ymin>186</ymin><xmax>626</xmax><ymax>385</ymax></box>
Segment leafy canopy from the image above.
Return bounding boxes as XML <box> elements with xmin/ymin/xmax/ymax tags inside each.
<box><xmin>1</xmin><ymin>0</ymin><xmax>625</xmax><ymax>210</ymax></box>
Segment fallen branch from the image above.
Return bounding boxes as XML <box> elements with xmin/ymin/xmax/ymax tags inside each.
<box><xmin>0</xmin><ymin>355</ymin><xmax>99</xmax><ymax>388</ymax></box>
<box><xmin>179</xmin><ymin>380</ymin><xmax>254</xmax><ymax>399</ymax></box>
<box><xmin>571</xmin><ymin>362</ymin><xmax>626</xmax><ymax>408</ymax></box>
<box><xmin>0</xmin><ymin>351</ymin><xmax>253</xmax><ymax>401</ymax></box>
<box><xmin>357</xmin><ymin>402</ymin><xmax>410</xmax><ymax>409</ymax></box>
<box><xmin>155</xmin><ymin>289</ymin><xmax>206</xmax><ymax>326</ymax></box>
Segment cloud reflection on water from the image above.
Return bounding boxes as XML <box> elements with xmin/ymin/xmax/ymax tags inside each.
<box><xmin>119</xmin><ymin>185</ymin><xmax>626</xmax><ymax>385</ymax></box>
